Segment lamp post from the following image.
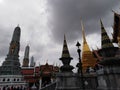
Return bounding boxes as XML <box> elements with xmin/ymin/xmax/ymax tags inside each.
<box><xmin>76</xmin><ymin>41</ymin><xmax>85</xmax><ymax>90</ymax></box>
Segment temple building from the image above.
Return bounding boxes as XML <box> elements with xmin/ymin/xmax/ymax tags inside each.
<box><xmin>0</xmin><ymin>25</ymin><xmax>59</xmax><ymax>89</ymax></box>
<box><xmin>0</xmin><ymin>26</ymin><xmax>26</xmax><ymax>89</ymax></box>
<box><xmin>21</xmin><ymin>62</ymin><xmax>59</xmax><ymax>89</ymax></box>
<box><xmin>39</xmin><ymin>62</ymin><xmax>59</xmax><ymax>88</ymax></box>
<box><xmin>0</xmin><ymin>10</ymin><xmax>120</xmax><ymax>90</ymax></box>
<box><xmin>81</xmin><ymin>21</ymin><xmax>97</xmax><ymax>73</ymax></box>
<box><xmin>21</xmin><ymin>46</ymin><xmax>59</xmax><ymax>89</ymax></box>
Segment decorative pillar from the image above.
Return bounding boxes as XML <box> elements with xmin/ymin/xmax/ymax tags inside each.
<box><xmin>59</xmin><ymin>35</ymin><xmax>74</xmax><ymax>72</ymax></box>
<box><xmin>55</xmin><ymin>35</ymin><xmax>81</xmax><ymax>90</ymax></box>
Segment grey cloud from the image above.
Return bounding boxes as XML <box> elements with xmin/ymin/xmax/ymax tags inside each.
<box><xmin>47</xmin><ymin>0</ymin><xmax>120</xmax><ymax>43</ymax></box>
<box><xmin>0</xmin><ymin>26</ymin><xmax>12</xmax><ymax>57</ymax></box>
<box><xmin>0</xmin><ymin>0</ymin><xmax>120</xmax><ymax>67</ymax></box>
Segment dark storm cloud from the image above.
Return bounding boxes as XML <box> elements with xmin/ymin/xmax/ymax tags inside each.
<box><xmin>47</xmin><ymin>0</ymin><xmax>120</xmax><ymax>43</ymax></box>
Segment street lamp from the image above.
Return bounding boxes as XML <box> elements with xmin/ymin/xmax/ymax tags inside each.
<box><xmin>76</xmin><ymin>41</ymin><xmax>85</xmax><ymax>90</ymax></box>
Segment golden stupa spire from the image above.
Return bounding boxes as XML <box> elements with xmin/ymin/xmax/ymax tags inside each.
<box><xmin>81</xmin><ymin>21</ymin><xmax>87</xmax><ymax>44</ymax></box>
<box><xmin>81</xmin><ymin>21</ymin><xmax>91</xmax><ymax>52</ymax></box>
<box><xmin>81</xmin><ymin>20</ymin><xmax>96</xmax><ymax>73</ymax></box>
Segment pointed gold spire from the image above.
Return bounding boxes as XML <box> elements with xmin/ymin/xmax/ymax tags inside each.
<box><xmin>81</xmin><ymin>21</ymin><xmax>87</xmax><ymax>44</ymax></box>
<box><xmin>81</xmin><ymin>20</ymin><xmax>96</xmax><ymax>73</ymax></box>
<box><xmin>81</xmin><ymin>20</ymin><xmax>91</xmax><ymax>52</ymax></box>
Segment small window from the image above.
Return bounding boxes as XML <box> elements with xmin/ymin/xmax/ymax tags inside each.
<box><xmin>17</xmin><ymin>79</ymin><xmax>19</xmax><ymax>81</ymax></box>
<box><xmin>7</xmin><ymin>79</ymin><xmax>10</xmax><ymax>81</ymax></box>
<box><xmin>14</xmin><ymin>78</ymin><xmax>16</xmax><ymax>81</ymax></box>
<box><xmin>3</xmin><ymin>78</ymin><xmax>5</xmax><ymax>81</ymax></box>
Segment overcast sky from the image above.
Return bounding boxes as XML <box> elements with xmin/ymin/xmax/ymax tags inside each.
<box><xmin>0</xmin><ymin>0</ymin><xmax>120</xmax><ymax>70</ymax></box>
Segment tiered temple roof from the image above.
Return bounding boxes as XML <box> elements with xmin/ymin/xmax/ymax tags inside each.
<box><xmin>21</xmin><ymin>63</ymin><xmax>59</xmax><ymax>83</ymax></box>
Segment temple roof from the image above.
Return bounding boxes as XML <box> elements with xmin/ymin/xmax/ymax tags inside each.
<box><xmin>21</xmin><ymin>69</ymin><xmax>34</xmax><ymax>75</ymax></box>
<box><xmin>21</xmin><ymin>64</ymin><xmax>59</xmax><ymax>76</ymax></box>
<box><xmin>21</xmin><ymin>64</ymin><xmax>58</xmax><ymax>83</ymax></box>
